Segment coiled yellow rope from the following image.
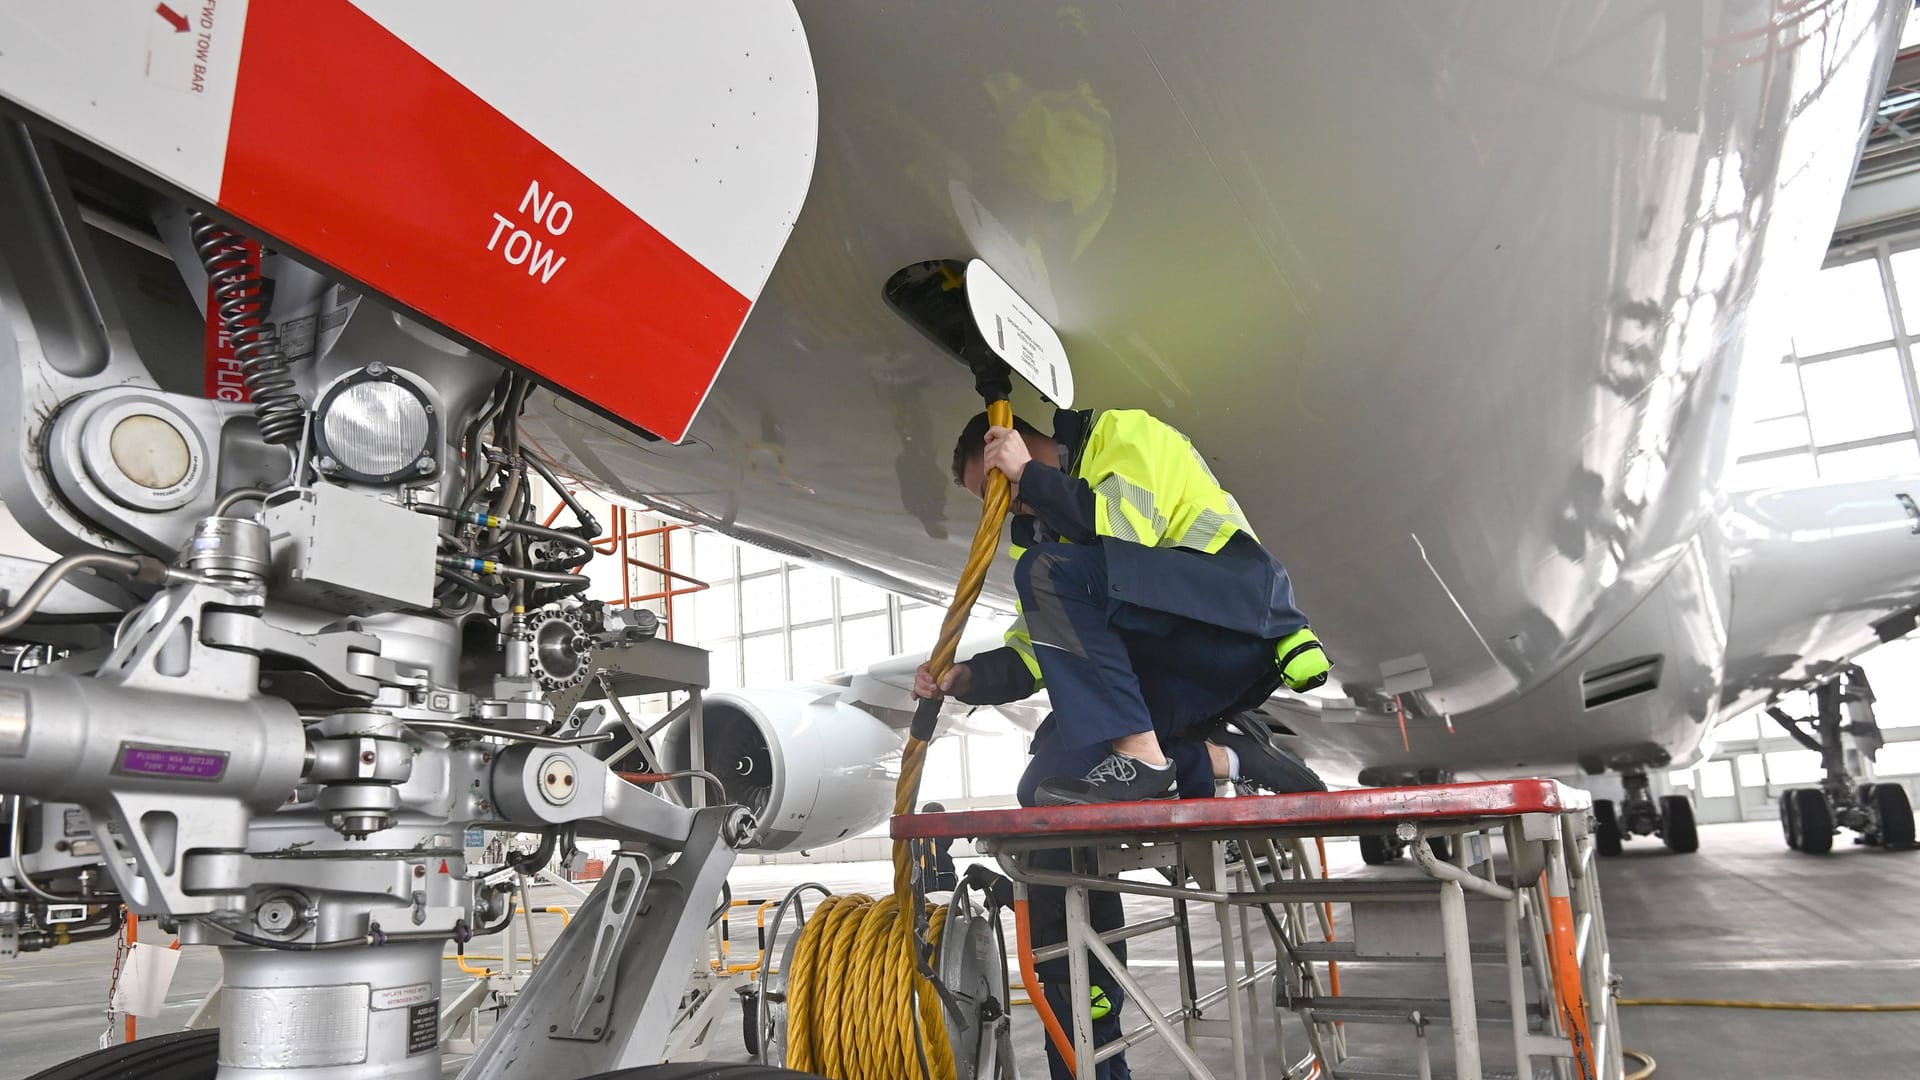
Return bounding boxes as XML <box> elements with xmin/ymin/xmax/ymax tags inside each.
<box><xmin>784</xmin><ymin>399</ymin><xmax>1016</xmax><ymax>1080</ymax></box>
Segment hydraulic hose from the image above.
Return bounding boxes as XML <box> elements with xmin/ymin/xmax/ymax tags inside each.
<box><xmin>0</xmin><ymin>552</ymin><xmax>159</xmax><ymax>638</ymax></box>
<box><xmin>783</xmin><ymin>399</ymin><xmax>1016</xmax><ymax>1080</ymax></box>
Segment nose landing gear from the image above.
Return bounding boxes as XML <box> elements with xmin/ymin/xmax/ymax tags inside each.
<box><xmin>1592</xmin><ymin>771</ymin><xmax>1698</xmax><ymax>856</ymax></box>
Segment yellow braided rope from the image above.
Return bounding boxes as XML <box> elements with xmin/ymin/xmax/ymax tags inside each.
<box><xmin>783</xmin><ymin>400</ymin><xmax>1015</xmax><ymax>1079</ymax></box>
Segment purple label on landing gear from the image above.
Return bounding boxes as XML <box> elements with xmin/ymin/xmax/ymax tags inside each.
<box><xmin>114</xmin><ymin>744</ymin><xmax>228</xmax><ymax>781</ymax></box>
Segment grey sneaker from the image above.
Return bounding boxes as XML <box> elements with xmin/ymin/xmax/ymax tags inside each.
<box><xmin>1036</xmin><ymin>752</ymin><xmax>1177</xmax><ymax>806</ymax></box>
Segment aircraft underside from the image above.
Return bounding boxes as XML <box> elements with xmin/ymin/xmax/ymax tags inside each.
<box><xmin>0</xmin><ymin>2</ymin><xmax>1914</xmax><ymax>1077</ymax></box>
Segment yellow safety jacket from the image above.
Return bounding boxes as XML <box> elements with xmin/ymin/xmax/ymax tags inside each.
<box><xmin>994</xmin><ymin>409</ymin><xmax>1325</xmax><ymax>695</ymax></box>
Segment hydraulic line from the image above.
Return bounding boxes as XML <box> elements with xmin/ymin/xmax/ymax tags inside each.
<box><xmin>0</xmin><ymin>552</ymin><xmax>160</xmax><ymax>638</ymax></box>
<box><xmin>783</xmin><ymin>399</ymin><xmax>1017</xmax><ymax>1080</ymax></box>
<box><xmin>190</xmin><ymin>213</ymin><xmax>305</xmax><ymax>446</ymax></box>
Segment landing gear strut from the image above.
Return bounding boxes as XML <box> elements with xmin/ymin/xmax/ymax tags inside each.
<box><xmin>1592</xmin><ymin>770</ymin><xmax>1697</xmax><ymax>855</ymax></box>
<box><xmin>1769</xmin><ymin>666</ymin><xmax>1915</xmax><ymax>855</ymax></box>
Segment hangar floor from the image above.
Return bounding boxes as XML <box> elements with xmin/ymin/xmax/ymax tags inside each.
<box><xmin>3</xmin><ymin>821</ymin><xmax>1915</xmax><ymax>1078</ymax></box>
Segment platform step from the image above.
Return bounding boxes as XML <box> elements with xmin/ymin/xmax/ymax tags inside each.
<box><xmin>1331</xmin><ymin>1056</ymin><xmax>1555</xmax><ymax>1080</ymax></box>
<box><xmin>1259</xmin><ymin>878</ymin><xmax>1509</xmax><ymax>903</ymax></box>
<box><xmin>1294</xmin><ymin>941</ymin><xmax>1513</xmax><ymax>965</ymax></box>
<box><xmin>1299</xmin><ymin>995</ymin><xmax>1542</xmax><ymax>1027</ymax></box>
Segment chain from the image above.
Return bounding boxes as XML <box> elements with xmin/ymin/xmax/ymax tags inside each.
<box><xmin>98</xmin><ymin>909</ymin><xmax>129</xmax><ymax>1049</ymax></box>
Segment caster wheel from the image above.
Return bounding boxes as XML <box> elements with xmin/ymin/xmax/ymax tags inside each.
<box><xmin>1358</xmin><ymin>834</ymin><xmax>1396</xmax><ymax>865</ymax></box>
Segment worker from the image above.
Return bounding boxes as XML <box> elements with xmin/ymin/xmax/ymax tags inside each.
<box><xmin>919</xmin><ymin>802</ymin><xmax>960</xmax><ymax>891</ymax></box>
<box><xmin>916</xmin><ymin>405</ymin><xmax>1328</xmax><ymax>1080</ymax></box>
<box><xmin>917</xmin><ymin>407</ymin><xmax>1329</xmax><ymax>805</ymax></box>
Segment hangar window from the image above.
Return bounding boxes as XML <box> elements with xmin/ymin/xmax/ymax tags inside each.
<box><xmin>1800</xmin><ymin>348</ymin><xmax>1912</xmax><ymax>445</ymax></box>
<box><xmin>1875</xmin><ymin>743</ymin><xmax>1920</xmax><ymax>777</ymax></box>
<box><xmin>1698</xmin><ymin>760</ymin><xmax>1735</xmax><ymax>799</ymax></box>
<box><xmin>1787</xmin><ymin>259</ymin><xmax>1892</xmax><ymax>357</ymax></box>
<box><xmin>1765</xmin><ymin>750</ymin><xmax>1823</xmax><ymax>786</ymax></box>
<box><xmin>1731</xmin><ymin>247</ymin><xmax>1920</xmax><ymax>491</ymax></box>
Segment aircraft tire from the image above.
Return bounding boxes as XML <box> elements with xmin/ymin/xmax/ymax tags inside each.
<box><xmin>25</xmin><ymin>1030</ymin><xmax>218</xmax><ymax>1080</ymax></box>
<box><xmin>1781</xmin><ymin>792</ymin><xmax>1800</xmax><ymax>851</ymax></box>
<box><xmin>1792</xmin><ymin>788</ymin><xmax>1834</xmax><ymax>854</ymax></box>
<box><xmin>1658</xmin><ymin>795</ymin><xmax>1698</xmax><ymax>854</ymax></box>
<box><xmin>1593</xmin><ymin>799</ymin><xmax>1623</xmax><ymax>857</ymax></box>
<box><xmin>1871</xmin><ymin>783</ymin><xmax>1915</xmax><ymax>850</ymax></box>
<box><xmin>1358</xmin><ymin>834</ymin><xmax>1396</xmax><ymax>865</ymax></box>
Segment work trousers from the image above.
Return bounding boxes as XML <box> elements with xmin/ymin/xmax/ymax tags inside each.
<box><xmin>1014</xmin><ymin>542</ymin><xmax>1282</xmax><ymax>1079</ymax></box>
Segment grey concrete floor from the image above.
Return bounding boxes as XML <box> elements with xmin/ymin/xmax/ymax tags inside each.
<box><xmin>3</xmin><ymin>820</ymin><xmax>1916</xmax><ymax>1078</ymax></box>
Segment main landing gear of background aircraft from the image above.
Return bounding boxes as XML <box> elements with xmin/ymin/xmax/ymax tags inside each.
<box><xmin>1592</xmin><ymin>770</ymin><xmax>1698</xmax><ymax>856</ymax></box>
<box><xmin>1769</xmin><ymin>665</ymin><xmax>1915</xmax><ymax>856</ymax></box>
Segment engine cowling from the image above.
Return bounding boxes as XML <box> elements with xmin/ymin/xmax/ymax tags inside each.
<box><xmin>659</xmin><ymin>686</ymin><xmax>901</xmax><ymax>852</ymax></box>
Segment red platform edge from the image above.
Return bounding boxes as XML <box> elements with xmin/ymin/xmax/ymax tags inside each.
<box><xmin>891</xmin><ymin>779</ymin><xmax>1590</xmax><ymax>841</ymax></box>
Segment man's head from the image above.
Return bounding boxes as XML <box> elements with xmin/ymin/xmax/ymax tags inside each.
<box><xmin>951</xmin><ymin>411</ymin><xmax>1055</xmax><ymax>503</ymax></box>
<box><xmin>921</xmin><ymin>802</ymin><xmax>946</xmax><ymax>814</ymax></box>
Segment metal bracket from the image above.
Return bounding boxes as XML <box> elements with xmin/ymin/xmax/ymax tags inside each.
<box><xmin>558</xmin><ymin>851</ymin><xmax>652</xmax><ymax>1040</ymax></box>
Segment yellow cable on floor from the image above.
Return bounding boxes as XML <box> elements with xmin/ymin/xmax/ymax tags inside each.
<box><xmin>1619</xmin><ymin>997</ymin><xmax>1920</xmax><ymax>1012</ymax></box>
<box><xmin>1624</xmin><ymin>1047</ymin><xmax>1658</xmax><ymax>1080</ymax></box>
<box><xmin>783</xmin><ymin>399</ymin><xmax>1016</xmax><ymax>1080</ymax></box>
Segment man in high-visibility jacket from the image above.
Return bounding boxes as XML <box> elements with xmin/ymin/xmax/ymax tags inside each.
<box><xmin>917</xmin><ymin>407</ymin><xmax>1329</xmax><ymax>805</ymax></box>
<box><xmin>916</xmin><ymin>406</ymin><xmax>1328</xmax><ymax>1080</ymax></box>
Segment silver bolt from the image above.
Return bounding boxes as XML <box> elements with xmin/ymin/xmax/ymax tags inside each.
<box><xmin>315</xmin><ymin>455</ymin><xmax>339</xmax><ymax>473</ymax></box>
<box><xmin>366</xmin><ymin>362</ymin><xmax>388</xmax><ymax>376</ymax></box>
<box><xmin>415</xmin><ymin>456</ymin><xmax>436</xmax><ymax>474</ymax></box>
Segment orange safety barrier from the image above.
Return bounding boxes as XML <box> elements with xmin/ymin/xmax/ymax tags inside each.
<box><xmin>539</xmin><ymin>500</ymin><xmax>707</xmax><ymax>637</ymax></box>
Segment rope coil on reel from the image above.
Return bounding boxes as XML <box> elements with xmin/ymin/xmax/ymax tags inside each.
<box><xmin>782</xmin><ymin>398</ymin><xmax>1016</xmax><ymax>1080</ymax></box>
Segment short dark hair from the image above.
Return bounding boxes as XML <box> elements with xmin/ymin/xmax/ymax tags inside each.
<box><xmin>951</xmin><ymin>411</ymin><xmax>1045</xmax><ymax>487</ymax></box>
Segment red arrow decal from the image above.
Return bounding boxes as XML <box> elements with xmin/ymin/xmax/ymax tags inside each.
<box><xmin>156</xmin><ymin>3</ymin><xmax>190</xmax><ymax>33</ymax></box>
<box><xmin>438</xmin><ymin>859</ymin><xmax>450</xmax><ymax>874</ymax></box>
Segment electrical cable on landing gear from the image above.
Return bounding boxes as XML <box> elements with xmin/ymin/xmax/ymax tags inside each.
<box><xmin>781</xmin><ymin>399</ymin><xmax>1017</xmax><ymax>1080</ymax></box>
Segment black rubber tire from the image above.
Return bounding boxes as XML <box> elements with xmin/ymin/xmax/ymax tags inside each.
<box><xmin>1358</xmin><ymin>833</ymin><xmax>1396</xmax><ymax>865</ymax></box>
<box><xmin>1872</xmin><ymin>783</ymin><xmax>1915</xmax><ymax>850</ymax></box>
<box><xmin>1781</xmin><ymin>792</ymin><xmax>1800</xmax><ymax>851</ymax></box>
<box><xmin>1793</xmin><ymin>788</ymin><xmax>1834</xmax><ymax>854</ymax></box>
<box><xmin>1594</xmin><ymin>799</ymin><xmax>1623</xmax><ymax>857</ymax></box>
<box><xmin>1659</xmin><ymin>795</ymin><xmax>1699</xmax><ymax>854</ymax></box>
<box><xmin>738</xmin><ymin>986</ymin><xmax>762</xmax><ymax>1057</ymax></box>
<box><xmin>25</xmin><ymin>1030</ymin><xmax>219</xmax><ymax>1080</ymax></box>
<box><xmin>585</xmin><ymin>1066</ymin><xmax>818</xmax><ymax>1078</ymax></box>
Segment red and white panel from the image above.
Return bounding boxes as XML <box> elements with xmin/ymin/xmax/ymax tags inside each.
<box><xmin>0</xmin><ymin>0</ymin><xmax>819</xmax><ymax>442</ymax></box>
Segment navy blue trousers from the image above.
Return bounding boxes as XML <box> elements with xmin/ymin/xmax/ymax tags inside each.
<box><xmin>1014</xmin><ymin>542</ymin><xmax>1281</xmax><ymax>1079</ymax></box>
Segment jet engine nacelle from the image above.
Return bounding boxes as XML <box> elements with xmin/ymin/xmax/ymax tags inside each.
<box><xmin>659</xmin><ymin>686</ymin><xmax>902</xmax><ymax>852</ymax></box>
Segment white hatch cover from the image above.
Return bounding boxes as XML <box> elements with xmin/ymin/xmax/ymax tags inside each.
<box><xmin>965</xmin><ymin>259</ymin><xmax>1074</xmax><ymax>408</ymax></box>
